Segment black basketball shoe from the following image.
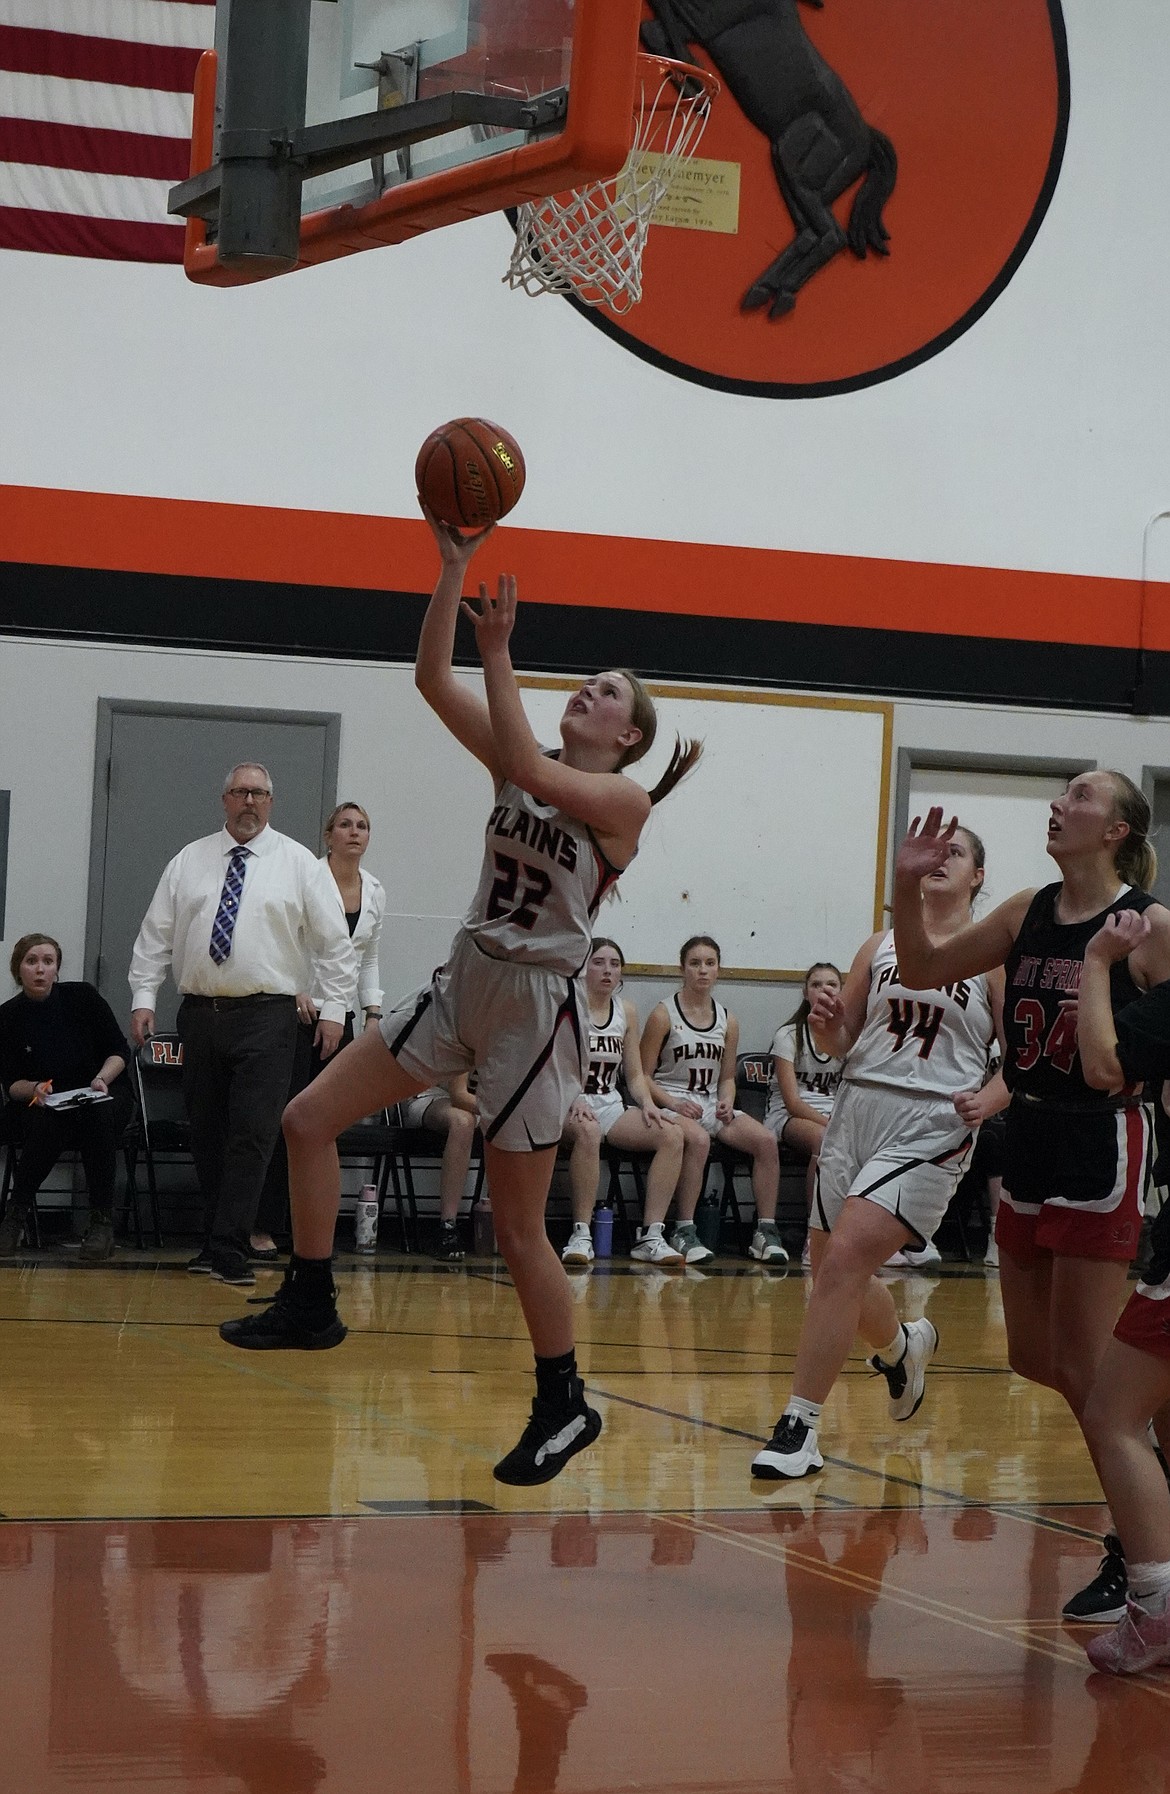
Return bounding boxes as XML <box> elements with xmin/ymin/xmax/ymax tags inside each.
<box><xmin>493</xmin><ymin>1397</ymin><xmax>602</xmax><ymax>1486</ymax></box>
<box><xmin>1062</xmin><ymin>1533</ymin><xmax>1128</xmax><ymax>1623</ymax></box>
<box><xmin>219</xmin><ymin>1276</ymin><xmax>347</xmax><ymax>1352</ymax></box>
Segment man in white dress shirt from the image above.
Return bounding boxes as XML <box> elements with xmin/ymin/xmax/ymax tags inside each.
<box><xmin>128</xmin><ymin>764</ymin><xmax>357</xmax><ymax>1287</ymax></box>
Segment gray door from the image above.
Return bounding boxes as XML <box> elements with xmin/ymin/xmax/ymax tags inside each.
<box><xmin>86</xmin><ymin>703</ymin><xmax>339</xmax><ymax>1029</ymax></box>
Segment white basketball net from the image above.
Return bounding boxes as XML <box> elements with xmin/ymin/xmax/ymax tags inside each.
<box><xmin>505</xmin><ymin>57</ymin><xmax>718</xmax><ymax>313</ymax></box>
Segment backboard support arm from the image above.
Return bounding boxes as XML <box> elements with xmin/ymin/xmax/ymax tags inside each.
<box><xmin>170</xmin><ymin>89</ymin><xmax>570</xmax><ymax>227</ymax></box>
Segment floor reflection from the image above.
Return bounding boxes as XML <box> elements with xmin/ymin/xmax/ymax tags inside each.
<box><xmin>486</xmin><ymin>1653</ymin><xmax>588</xmax><ymax>1794</ymax></box>
<box><xmin>0</xmin><ymin>1503</ymin><xmax>1165</xmax><ymax>1790</ymax></box>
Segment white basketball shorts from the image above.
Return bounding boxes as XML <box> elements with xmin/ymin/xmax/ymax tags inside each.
<box><xmin>397</xmin><ymin>1089</ymin><xmax>444</xmax><ymax>1131</ymax></box>
<box><xmin>582</xmin><ymin>1089</ymin><xmax>626</xmax><ymax>1137</ymax></box>
<box><xmin>380</xmin><ymin>930</ymin><xmax>587</xmax><ymax>1154</ymax></box>
<box><xmin>811</xmin><ymin>1080</ymin><xmax>974</xmax><ymax>1248</ymax></box>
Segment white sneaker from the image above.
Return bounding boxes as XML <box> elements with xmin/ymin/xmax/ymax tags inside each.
<box><xmin>751</xmin><ymin>1413</ymin><xmax>823</xmax><ymax>1479</ymax></box>
<box><xmin>870</xmin><ymin>1318</ymin><xmax>938</xmax><ymax>1422</ymax></box>
<box><xmin>748</xmin><ymin>1222</ymin><xmax>789</xmax><ymax>1264</ymax></box>
<box><xmin>669</xmin><ymin>1223</ymin><xmax>715</xmax><ymax>1265</ymax></box>
<box><xmin>883</xmin><ymin>1251</ymin><xmax>910</xmax><ymax>1268</ymax></box>
<box><xmin>561</xmin><ymin>1225</ymin><xmax>594</xmax><ymax>1267</ymax></box>
<box><xmin>983</xmin><ymin>1238</ymin><xmax>999</xmax><ymax>1268</ymax></box>
<box><xmin>630</xmin><ymin>1225</ymin><xmax>683</xmax><ymax>1265</ymax></box>
<box><xmin>901</xmin><ymin>1241</ymin><xmax>942</xmax><ymax>1269</ymax></box>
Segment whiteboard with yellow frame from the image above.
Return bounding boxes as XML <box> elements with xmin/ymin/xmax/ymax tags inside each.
<box><xmin>516</xmin><ymin>679</ymin><xmax>893</xmax><ymax>981</ymax></box>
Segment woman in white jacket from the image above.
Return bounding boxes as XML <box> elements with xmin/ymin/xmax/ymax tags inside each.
<box><xmin>304</xmin><ymin>802</ymin><xmax>387</xmax><ymax>1053</ymax></box>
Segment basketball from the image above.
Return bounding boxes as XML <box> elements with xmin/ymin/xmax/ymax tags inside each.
<box><xmin>415</xmin><ymin>417</ymin><xmax>526</xmax><ymax>530</ymax></box>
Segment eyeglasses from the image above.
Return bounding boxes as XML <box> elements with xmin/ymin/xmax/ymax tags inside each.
<box><xmin>226</xmin><ymin>787</ymin><xmax>272</xmax><ymax>801</ymax></box>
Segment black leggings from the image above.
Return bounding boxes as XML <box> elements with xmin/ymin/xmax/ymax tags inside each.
<box><xmin>10</xmin><ymin>1085</ymin><xmax>133</xmax><ymax>1217</ymax></box>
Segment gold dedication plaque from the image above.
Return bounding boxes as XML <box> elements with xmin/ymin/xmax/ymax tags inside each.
<box><xmin>634</xmin><ymin>154</ymin><xmax>741</xmax><ymax>234</ymax></box>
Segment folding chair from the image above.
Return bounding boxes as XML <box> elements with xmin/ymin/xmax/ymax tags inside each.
<box><xmin>707</xmin><ymin>1052</ymin><xmax>774</xmax><ymax>1254</ymax></box>
<box><xmin>599</xmin><ymin>1140</ymin><xmax>648</xmax><ymax>1249</ymax></box>
<box><xmin>0</xmin><ymin>1102</ymin><xmax>45</xmax><ymax>1245</ymax></box>
<box><xmin>122</xmin><ymin>1036</ymin><xmax>184</xmax><ymax>1247</ymax></box>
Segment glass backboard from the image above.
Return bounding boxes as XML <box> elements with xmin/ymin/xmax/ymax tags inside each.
<box><xmin>177</xmin><ymin>0</ymin><xmax>643</xmax><ymax>285</ymax></box>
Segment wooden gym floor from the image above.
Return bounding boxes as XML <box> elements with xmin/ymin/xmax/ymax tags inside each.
<box><xmin>0</xmin><ymin>1250</ymin><xmax>1166</xmax><ymax>1792</ymax></box>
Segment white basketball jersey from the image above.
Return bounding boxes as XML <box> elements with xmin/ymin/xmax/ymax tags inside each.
<box><xmin>765</xmin><ymin>1021</ymin><xmax>843</xmax><ymax>1128</ymax></box>
<box><xmin>845</xmin><ymin>932</ymin><xmax>994</xmax><ymax>1096</ymax></box>
<box><xmin>654</xmin><ymin>994</ymin><xmax>728</xmax><ymax>1103</ymax></box>
<box><xmin>584</xmin><ymin>997</ymin><xmax>628</xmax><ymax>1099</ymax></box>
<box><xmin>462</xmin><ymin>769</ymin><xmax>622</xmax><ymax>974</ymax></box>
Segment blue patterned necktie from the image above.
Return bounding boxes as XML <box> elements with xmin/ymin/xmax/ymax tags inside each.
<box><xmin>209</xmin><ymin>847</ymin><xmax>249</xmax><ymax>965</ymax></box>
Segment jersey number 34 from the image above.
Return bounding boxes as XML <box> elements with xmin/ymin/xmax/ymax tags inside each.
<box><xmin>1013</xmin><ymin>998</ymin><xmax>1078</xmax><ymax>1074</ymax></box>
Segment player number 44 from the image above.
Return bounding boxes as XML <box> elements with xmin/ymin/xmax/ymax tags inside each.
<box><xmin>886</xmin><ymin>999</ymin><xmax>944</xmax><ymax>1060</ymax></box>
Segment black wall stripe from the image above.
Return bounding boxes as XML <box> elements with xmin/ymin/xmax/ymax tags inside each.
<box><xmin>0</xmin><ymin>558</ymin><xmax>1158</xmax><ymax>715</ymax></box>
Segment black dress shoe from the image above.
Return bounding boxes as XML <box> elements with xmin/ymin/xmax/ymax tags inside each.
<box><xmin>210</xmin><ymin>1253</ymin><xmax>256</xmax><ymax>1288</ymax></box>
<box><xmin>79</xmin><ymin>1218</ymin><xmax>115</xmax><ymax>1262</ymax></box>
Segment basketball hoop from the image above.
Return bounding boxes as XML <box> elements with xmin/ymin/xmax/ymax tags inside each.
<box><xmin>505</xmin><ymin>54</ymin><xmax>719</xmax><ymax>312</ymax></box>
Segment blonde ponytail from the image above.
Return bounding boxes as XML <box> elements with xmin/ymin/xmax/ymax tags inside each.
<box><xmin>612</xmin><ymin>669</ymin><xmax>703</xmax><ymax>806</ymax></box>
<box><xmin>1105</xmin><ymin>771</ymin><xmax>1157</xmax><ymax>891</ymax></box>
<box><xmin>647</xmin><ymin>735</ymin><xmax>704</xmax><ymax>806</ymax></box>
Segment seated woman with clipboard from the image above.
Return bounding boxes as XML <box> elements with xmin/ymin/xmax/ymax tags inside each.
<box><xmin>0</xmin><ymin>933</ymin><xmax>131</xmax><ymax>1261</ymax></box>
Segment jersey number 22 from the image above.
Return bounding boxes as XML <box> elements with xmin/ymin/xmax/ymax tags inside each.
<box><xmin>485</xmin><ymin>853</ymin><xmax>553</xmax><ymax>931</ymax></box>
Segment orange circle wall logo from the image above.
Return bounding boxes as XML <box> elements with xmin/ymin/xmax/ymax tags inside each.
<box><xmin>571</xmin><ymin>0</ymin><xmax>1068</xmax><ymax>397</ymax></box>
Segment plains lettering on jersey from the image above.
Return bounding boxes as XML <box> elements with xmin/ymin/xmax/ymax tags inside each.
<box><xmin>584</xmin><ymin>998</ymin><xmax>627</xmax><ymax>1098</ymax></box>
<box><xmin>461</xmin><ymin>764</ymin><xmax>622</xmax><ymax>974</ymax></box>
<box><xmin>654</xmin><ymin>995</ymin><xmax>728</xmax><ymax>1103</ymax></box>
<box><xmin>845</xmin><ymin>933</ymin><xmax>994</xmax><ymax>1097</ymax></box>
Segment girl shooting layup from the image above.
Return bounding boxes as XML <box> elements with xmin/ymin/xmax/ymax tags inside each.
<box><xmin>893</xmin><ymin>773</ymin><xmax>1170</xmax><ymax>1619</ymax></box>
<box><xmin>220</xmin><ymin>514</ymin><xmax>699</xmax><ymax>1487</ymax></box>
<box><xmin>753</xmin><ymin>827</ymin><xmax>1003</xmax><ymax>1478</ymax></box>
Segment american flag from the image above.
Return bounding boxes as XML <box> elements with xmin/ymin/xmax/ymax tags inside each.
<box><xmin>0</xmin><ymin>0</ymin><xmax>214</xmax><ymax>262</ymax></box>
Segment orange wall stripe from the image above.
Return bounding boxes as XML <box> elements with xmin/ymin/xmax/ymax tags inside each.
<box><xmin>0</xmin><ymin>483</ymin><xmax>1163</xmax><ymax>651</ymax></box>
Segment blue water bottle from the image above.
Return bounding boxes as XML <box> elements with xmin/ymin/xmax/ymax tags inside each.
<box><xmin>592</xmin><ymin>1203</ymin><xmax>613</xmax><ymax>1259</ymax></box>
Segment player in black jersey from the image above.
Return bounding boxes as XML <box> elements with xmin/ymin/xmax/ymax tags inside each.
<box><xmin>220</xmin><ymin>515</ymin><xmax>701</xmax><ymax>1488</ymax></box>
<box><xmin>1073</xmin><ymin>906</ymin><xmax>1170</xmax><ymax>1673</ymax></box>
<box><xmin>894</xmin><ymin>770</ymin><xmax>1170</xmax><ymax>1618</ymax></box>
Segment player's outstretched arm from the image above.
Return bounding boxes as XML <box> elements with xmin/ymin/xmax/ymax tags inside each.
<box><xmin>463</xmin><ymin>575</ymin><xmax>649</xmax><ymax>861</ymax></box>
<box><xmin>892</xmin><ymin>808</ymin><xmax>1031</xmax><ymax>988</ymax></box>
<box><xmin>1079</xmin><ymin>910</ymin><xmax>1152</xmax><ymax>1090</ymax></box>
<box><xmin>414</xmin><ymin>506</ymin><xmax>500</xmax><ymax>775</ymax></box>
